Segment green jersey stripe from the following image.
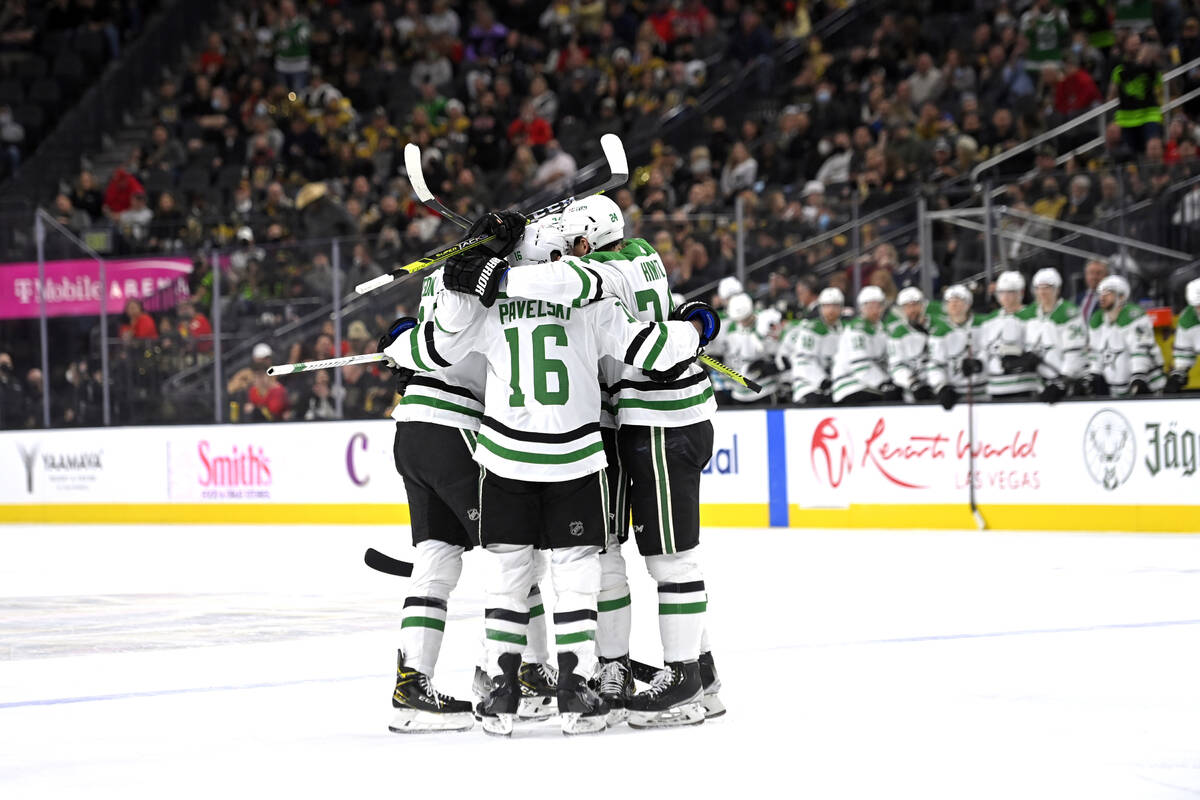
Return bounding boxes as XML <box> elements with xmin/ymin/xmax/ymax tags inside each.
<box><xmin>476</xmin><ymin>434</ymin><xmax>605</xmax><ymax>465</ymax></box>
<box><xmin>643</xmin><ymin>323</ymin><xmax>669</xmax><ymax>370</ymax></box>
<box><xmin>529</xmin><ymin>603</ymin><xmax>545</xmax><ymax>618</ymax></box>
<box><xmin>615</xmin><ymin>387</ymin><xmax>714</xmax><ymax>411</ymax></box>
<box><xmin>567</xmin><ymin>261</ymin><xmax>592</xmax><ymax>307</ymax></box>
<box><xmin>652</xmin><ymin>427</ymin><xmax>675</xmax><ymax>555</ymax></box>
<box><xmin>401</xmin><ymin>395</ymin><xmax>484</xmax><ymax>418</ymax></box>
<box><xmin>409</xmin><ymin>329</ymin><xmax>431</xmax><ymax>372</ymax></box>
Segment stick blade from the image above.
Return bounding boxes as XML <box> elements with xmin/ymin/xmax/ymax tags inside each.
<box><xmin>600</xmin><ymin>134</ymin><xmax>628</xmax><ymax>180</ymax></box>
<box><xmin>404</xmin><ymin>143</ymin><xmax>434</xmax><ymax>202</ymax></box>
<box><xmin>364</xmin><ymin>547</ymin><xmax>414</xmax><ymax>577</ymax></box>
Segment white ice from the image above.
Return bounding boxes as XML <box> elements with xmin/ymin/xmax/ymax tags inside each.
<box><xmin>1</xmin><ymin>524</ymin><xmax>1198</xmax><ymax>800</ymax></box>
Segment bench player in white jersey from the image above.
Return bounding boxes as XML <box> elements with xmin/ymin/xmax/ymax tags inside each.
<box><xmin>450</xmin><ymin>194</ymin><xmax>724</xmax><ymax>728</ymax></box>
<box><xmin>1165</xmin><ymin>278</ymin><xmax>1200</xmax><ymax>393</ymax></box>
<box><xmin>384</xmin><ymin>214</ymin><xmax>717</xmax><ymax>735</ymax></box>
<box><xmin>1081</xmin><ymin>274</ymin><xmax>1166</xmax><ymax>396</ymax></box>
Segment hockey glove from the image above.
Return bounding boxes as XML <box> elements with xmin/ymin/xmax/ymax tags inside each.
<box><xmin>910</xmin><ymin>381</ymin><xmax>935</xmax><ymax>401</ymax></box>
<box><xmin>644</xmin><ymin>357</ymin><xmax>696</xmax><ymax>384</ymax></box>
<box><xmin>671</xmin><ymin>300</ymin><xmax>721</xmax><ymax>347</ymax></box>
<box><xmin>936</xmin><ymin>385</ymin><xmax>959</xmax><ymax>410</ymax></box>
<box><xmin>1164</xmin><ymin>371</ymin><xmax>1187</xmax><ymax>393</ymax></box>
<box><xmin>378</xmin><ymin>317</ymin><xmax>418</xmax><ymax>380</ymax></box>
<box><xmin>800</xmin><ymin>391</ymin><xmax>830</xmax><ymax>406</ymax></box>
<box><xmin>1000</xmin><ymin>352</ymin><xmax>1040</xmax><ymax>374</ymax></box>
<box><xmin>1039</xmin><ymin>381</ymin><xmax>1065</xmax><ymax>405</ymax></box>
<box><xmin>442</xmin><ymin>251</ymin><xmax>509</xmax><ymax>308</ymax></box>
<box><xmin>1076</xmin><ymin>373</ymin><xmax>1109</xmax><ymax>397</ymax></box>
<box><xmin>819</xmin><ymin>377</ymin><xmax>832</xmax><ymax>392</ymax></box>
<box><xmin>466</xmin><ymin>210</ymin><xmax>527</xmax><ymax>259</ymax></box>
<box><xmin>1129</xmin><ymin>378</ymin><xmax>1151</xmax><ymax>395</ymax></box>
<box><xmin>961</xmin><ymin>357</ymin><xmax>984</xmax><ymax>376</ymax></box>
<box><xmin>878</xmin><ymin>382</ymin><xmax>902</xmax><ymax>402</ymax></box>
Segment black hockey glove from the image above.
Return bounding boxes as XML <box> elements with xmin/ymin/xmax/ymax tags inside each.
<box><xmin>1001</xmin><ymin>352</ymin><xmax>1040</xmax><ymax>374</ymax></box>
<box><xmin>466</xmin><ymin>210</ymin><xmax>526</xmax><ymax>259</ymax></box>
<box><xmin>378</xmin><ymin>317</ymin><xmax>418</xmax><ymax>383</ymax></box>
<box><xmin>1129</xmin><ymin>378</ymin><xmax>1151</xmax><ymax>395</ymax></box>
<box><xmin>1078</xmin><ymin>372</ymin><xmax>1109</xmax><ymax>397</ymax></box>
<box><xmin>961</xmin><ymin>357</ymin><xmax>984</xmax><ymax>376</ymax></box>
<box><xmin>671</xmin><ymin>300</ymin><xmax>721</xmax><ymax>347</ymax></box>
<box><xmin>910</xmin><ymin>381</ymin><xmax>934</xmax><ymax>401</ymax></box>
<box><xmin>644</xmin><ymin>357</ymin><xmax>696</xmax><ymax>384</ymax></box>
<box><xmin>878</xmin><ymin>382</ymin><xmax>902</xmax><ymax>402</ymax></box>
<box><xmin>442</xmin><ymin>251</ymin><xmax>508</xmax><ymax>307</ymax></box>
<box><xmin>801</xmin><ymin>391</ymin><xmax>830</xmax><ymax>406</ymax></box>
<box><xmin>937</xmin><ymin>385</ymin><xmax>959</xmax><ymax>410</ymax></box>
<box><xmin>1039</xmin><ymin>381</ymin><xmax>1065</xmax><ymax>405</ymax></box>
<box><xmin>1164</xmin><ymin>371</ymin><xmax>1187</xmax><ymax>393</ymax></box>
<box><xmin>819</xmin><ymin>377</ymin><xmax>832</xmax><ymax>392</ymax></box>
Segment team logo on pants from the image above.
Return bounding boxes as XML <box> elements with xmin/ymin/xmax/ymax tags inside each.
<box><xmin>467</xmin><ymin>508</ymin><xmax>480</xmax><ymax>521</ymax></box>
<box><xmin>569</xmin><ymin>521</ymin><xmax>584</xmax><ymax>537</ymax></box>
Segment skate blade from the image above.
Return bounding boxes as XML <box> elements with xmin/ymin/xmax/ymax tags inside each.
<box><xmin>388</xmin><ymin>709</ymin><xmax>474</xmax><ymax>733</ymax></box>
<box><xmin>518</xmin><ymin>695</ymin><xmax>558</xmax><ymax>720</ymax></box>
<box><xmin>481</xmin><ymin>713</ymin><xmax>515</xmax><ymax>737</ymax></box>
<box><xmin>604</xmin><ymin>706</ymin><xmax>629</xmax><ymax>726</ymax></box>
<box><xmin>560</xmin><ymin>712</ymin><xmax>607</xmax><ymax>736</ymax></box>
<box><xmin>703</xmin><ymin>693</ymin><xmax>727</xmax><ymax>719</ymax></box>
<box><xmin>628</xmin><ymin>700</ymin><xmax>706</xmax><ymax>729</ymax></box>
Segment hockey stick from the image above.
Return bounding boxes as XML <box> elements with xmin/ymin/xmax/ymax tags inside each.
<box><xmin>965</xmin><ymin>334</ymin><xmax>986</xmax><ymax>531</ymax></box>
<box><xmin>403</xmin><ymin>145</ymin><xmax>760</xmax><ymax>393</ymax></box>
<box><xmin>266</xmin><ymin>352</ymin><xmax>386</xmax><ymax>376</ymax></box>
<box><xmin>364</xmin><ymin>547</ymin><xmax>414</xmax><ymax>577</ymax></box>
<box><xmin>355</xmin><ymin>134</ymin><xmax>630</xmax><ymax>295</ymax></box>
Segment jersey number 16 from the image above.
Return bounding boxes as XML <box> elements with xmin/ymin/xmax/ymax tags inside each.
<box><xmin>503</xmin><ymin>324</ymin><xmax>570</xmax><ymax>407</ymax></box>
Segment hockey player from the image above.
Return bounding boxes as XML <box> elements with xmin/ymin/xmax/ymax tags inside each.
<box><xmin>886</xmin><ymin>286</ymin><xmax>935</xmax><ymax>402</ymax></box>
<box><xmin>1165</xmin><ymin>278</ymin><xmax>1200</xmax><ymax>393</ymax></box>
<box><xmin>384</xmin><ymin>215</ymin><xmax>719</xmax><ymax>736</ymax></box>
<box><xmin>718</xmin><ymin>293</ymin><xmax>769</xmax><ymax>403</ymax></box>
<box><xmin>460</xmin><ymin>194</ymin><xmax>725</xmax><ymax>728</ymax></box>
<box><xmin>926</xmin><ymin>285</ymin><xmax>986</xmax><ymax>410</ymax></box>
<box><xmin>1081</xmin><ymin>274</ymin><xmax>1166</xmax><ymax>396</ymax></box>
<box><xmin>831</xmin><ymin>285</ymin><xmax>901</xmax><ymax>404</ymax></box>
<box><xmin>785</xmin><ymin>287</ymin><xmax>844</xmax><ymax>405</ymax></box>
<box><xmin>1023</xmin><ymin>268</ymin><xmax>1088</xmax><ymax>403</ymax></box>
<box><xmin>981</xmin><ymin>271</ymin><xmax>1040</xmax><ymax>400</ymax></box>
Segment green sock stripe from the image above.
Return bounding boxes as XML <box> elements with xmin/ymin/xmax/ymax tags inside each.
<box><xmin>528</xmin><ymin>603</ymin><xmax>545</xmax><ymax>618</ymax></box>
<box><xmin>659</xmin><ymin>601</ymin><xmax>707</xmax><ymax>615</ymax></box>
<box><xmin>401</xmin><ymin>615</ymin><xmax>446</xmax><ymax>631</ymax></box>
<box><xmin>486</xmin><ymin>629</ymin><xmax>527</xmax><ymax>645</ymax></box>
<box><xmin>555</xmin><ymin>630</ymin><xmax>596</xmax><ymax>645</ymax></box>
<box><xmin>598</xmin><ymin>594</ymin><xmax>632</xmax><ymax>612</ymax></box>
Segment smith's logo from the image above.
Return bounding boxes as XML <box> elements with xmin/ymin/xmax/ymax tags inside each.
<box><xmin>1083</xmin><ymin>409</ymin><xmax>1135</xmax><ymax>491</ymax></box>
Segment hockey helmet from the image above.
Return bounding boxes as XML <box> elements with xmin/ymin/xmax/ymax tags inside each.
<box><xmin>1098</xmin><ymin>274</ymin><xmax>1131</xmax><ymax>298</ymax></box>
<box><xmin>509</xmin><ymin>220</ymin><xmax>570</xmax><ymax>268</ymax></box>
<box><xmin>856</xmin><ymin>285</ymin><xmax>886</xmax><ymax>307</ymax></box>
<box><xmin>943</xmin><ymin>284</ymin><xmax>972</xmax><ymax>304</ymax></box>
<box><xmin>562</xmin><ymin>194</ymin><xmax>625</xmax><ymax>249</ymax></box>
<box><xmin>896</xmin><ymin>286</ymin><xmax>925</xmax><ymax>307</ymax></box>
<box><xmin>727</xmin><ymin>292</ymin><xmax>754</xmax><ymax>323</ymax></box>
<box><xmin>817</xmin><ymin>287</ymin><xmax>845</xmax><ymax>306</ymax></box>
<box><xmin>717</xmin><ymin>276</ymin><xmax>744</xmax><ymax>301</ymax></box>
<box><xmin>995</xmin><ymin>270</ymin><xmax>1025</xmax><ymax>294</ymax></box>
<box><xmin>756</xmin><ymin>308</ymin><xmax>783</xmax><ymax>337</ymax></box>
<box><xmin>1186</xmin><ymin>277</ymin><xmax>1200</xmax><ymax>307</ymax></box>
<box><xmin>1032</xmin><ymin>268</ymin><xmax>1062</xmax><ymax>289</ymax></box>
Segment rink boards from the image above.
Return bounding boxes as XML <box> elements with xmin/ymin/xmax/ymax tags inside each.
<box><xmin>1</xmin><ymin>398</ymin><xmax>1197</xmax><ymax>532</ymax></box>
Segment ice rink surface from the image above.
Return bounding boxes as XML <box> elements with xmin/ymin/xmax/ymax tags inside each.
<box><xmin>1</xmin><ymin>524</ymin><xmax>1198</xmax><ymax>800</ymax></box>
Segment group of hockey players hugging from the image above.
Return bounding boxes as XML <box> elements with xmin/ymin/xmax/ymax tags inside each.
<box><xmin>376</xmin><ymin>195</ymin><xmax>725</xmax><ymax>736</ymax></box>
<box><xmin>711</xmin><ymin>270</ymin><xmax>1200</xmax><ymax>408</ymax></box>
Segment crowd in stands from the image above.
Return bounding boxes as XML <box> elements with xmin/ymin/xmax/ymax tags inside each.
<box><xmin>7</xmin><ymin>0</ymin><xmax>1200</xmax><ymax>429</ymax></box>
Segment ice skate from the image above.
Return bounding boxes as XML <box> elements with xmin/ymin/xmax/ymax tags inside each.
<box><xmin>699</xmin><ymin>650</ymin><xmax>725</xmax><ymax>719</ymax></box>
<box><xmin>476</xmin><ymin>653</ymin><xmax>521</xmax><ymax>737</ymax></box>
<box><xmin>596</xmin><ymin>655</ymin><xmax>633</xmax><ymax>725</ymax></box>
<box><xmin>627</xmin><ymin>660</ymin><xmax>705</xmax><ymax>729</ymax></box>
<box><xmin>388</xmin><ymin>651</ymin><xmax>474</xmax><ymax>733</ymax></box>
<box><xmin>558</xmin><ymin>653</ymin><xmax>609</xmax><ymax>735</ymax></box>
<box><xmin>517</xmin><ymin>661</ymin><xmax>559</xmax><ymax>720</ymax></box>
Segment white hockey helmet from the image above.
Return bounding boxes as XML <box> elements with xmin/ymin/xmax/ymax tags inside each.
<box><xmin>1032</xmin><ymin>268</ymin><xmax>1062</xmax><ymax>289</ymax></box>
<box><xmin>508</xmin><ymin>219</ymin><xmax>569</xmax><ymax>268</ymax></box>
<box><xmin>897</xmin><ymin>286</ymin><xmax>925</xmax><ymax>306</ymax></box>
<box><xmin>995</xmin><ymin>270</ymin><xmax>1025</xmax><ymax>294</ymax></box>
<box><xmin>817</xmin><ymin>287</ymin><xmax>845</xmax><ymax>306</ymax></box>
<box><xmin>717</xmin><ymin>276</ymin><xmax>744</xmax><ymax>301</ymax></box>
<box><xmin>943</xmin><ymin>284</ymin><xmax>972</xmax><ymax>304</ymax></box>
<box><xmin>1186</xmin><ymin>277</ymin><xmax>1200</xmax><ymax>307</ymax></box>
<box><xmin>756</xmin><ymin>307</ymin><xmax>783</xmax><ymax>337</ymax></box>
<box><xmin>562</xmin><ymin>194</ymin><xmax>625</xmax><ymax>249</ymax></box>
<box><xmin>857</xmin><ymin>285</ymin><xmax>886</xmax><ymax>307</ymax></box>
<box><xmin>1098</xmin><ymin>274</ymin><xmax>1131</xmax><ymax>299</ymax></box>
<box><xmin>727</xmin><ymin>292</ymin><xmax>754</xmax><ymax>323</ymax></box>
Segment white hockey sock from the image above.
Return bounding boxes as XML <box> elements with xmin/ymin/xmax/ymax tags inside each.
<box><xmin>400</xmin><ymin>540</ymin><xmax>463</xmax><ymax>677</ymax></box>
<box><xmin>597</xmin><ymin>536</ymin><xmax>631</xmax><ymax>658</ymax></box>
<box><xmin>646</xmin><ymin>551</ymin><xmax>705</xmax><ymax>663</ymax></box>
<box><xmin>700</xmin><ymin>626</ymin><xmax>711</xmax><ymax>655</ymax></box>
<box><xmin>550</xmin><ymin>545</ymin><xmax>602</xmax><ymax>677</ymax></box>
<box><xmin>483</xmin><ymin>544</ymin><xmax>536</xmax><ymax>675</ymax></box>
<box><xmin>524</xmin><ymin>583</ymin><xmax>550</xmax><ymax>664</ymax></box>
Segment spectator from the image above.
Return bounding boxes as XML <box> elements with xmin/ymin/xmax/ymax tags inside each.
<box><xmin>175</xmin><ymin>300</ymin><xmax>213</xmax><ymax>354</ymax></box>
<box><xmin>0</xmin><ymin>352</ymin><xmax>28</xmax><ymax>429</ymax></box>
<box><xmin>1055</xmin><ymin>53</ymin><xmax>1101</xmax><ymax>117</ymax></box>
<box><xmin>0</xmin><ymin>104</ymin><xmax>23</xmax><ymax>172</ymax></box>
<box><xmin>532</xmin><ymin>139</ymin><xmax>578</xmax><ymax>192</ymax></box>
<box><xmin>1020</xmin><ymin>0</ymin><xmax>1070</xmax><ymax>73</ymax></box>
<box><xmin>118</xmin><ymin>190</ymin><xmax>154</xmax><ymax>249</ymax></box>
<box><xmin>51</xmin><ymin>193</ymin><xmax>91</xmax><ymax>234</ymax></box>
<box><xmin>1076</xmin><ymin>259</ymin><xmax>1108</xmax><ymax>320</ymax></box>
<box><xmin>103</xmin><ymin>158</ymin><xmax>146</xmax><ymax>217</ymax></box>
<box><xmin>143</xmin><ymin>124</ymin><xmax>186</xmax><ymax>173</ymax></box>
<box><xmin>302</xmin><ymin>370</ymin><xmax>338</xmax><ymax>420</ymax></box>
<box><xmin>507</xmin><ymin>99</ymin><xmax>553</xmax><ymax>147</ymax></box>
<box><xmin>72</xmin><ymin>170</ymin><xmax>104</xmax><ymax>220</ymax></box>
<box><xmin>1110</xmin><ymin>41</ymin><xmax>1164</xmax><ymax>155</ymax></box>
<box><xmin>119</xmin><ymin>300</ymin><xmax>157</xmax><ymax>341</ymax></box>
<box><xmin>909</xmin><ymin>53</ymin><xmax>945</xmax><ymax>108</ymax></box>
<box><xmin>274</xmin><ymin>0</ymin><xmax>312</xmax><ymax>91</ymax></box>
<box><xmin>1062</xmin><ymin>175</ymin><xmax>1095</xmax><ymax>225</ymax></box>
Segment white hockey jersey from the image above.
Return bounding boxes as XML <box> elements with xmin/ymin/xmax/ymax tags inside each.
<box><xmin>1087</xmin><ymin>303</ymin><xmax>1167</xmax><ymax>395</ymax></box>
<box><xmin>831</xmin><ymin>317</ymin><xmax>889</xmax><ymax>403</ymax></box>
<box><xmin>504</xmin><ymin>238</ymin><xmax>717</xmax><ymax>426</ymax></box>
<box><xmin>926</xmin><ymin>314</ymin><xmax>987</xmax><ymax>393</ymax></box>
<box><xmin>382</xmin><ymin>289</ymin><xmax>701</xmax><ymax>481</ymax></box>
<box><xmin>1024</xmin><ymin>299</ymin><xmax>1088</xmax><ymax>384</ymax></box>
<box><xmin>886</xmin><ymin>318</ymin><xmax>930</xmax><ymax>394</ymax></box>
<box><xmin>391</xmin><ymin>268</ymin><xmax>486</xmax><ymax>431</ymax></box>
<box><xmin>785</xmin><ymin>317</ymin><xmax>841</xmax><ymax>402</ymax></box>
<box><xmin>711</xmin><ymin>321</ymin><xmax>766</xmax><ymax>402</ymax></box>
<box><xmin>1171</xmin><ymin>306</ymin><xmax>1199</xmax><ymax>378</ymax></box>
<box><xmin>979</xmin><ymin>307</ymin><xmax>1042</xmax><ymax>396</ymax></box>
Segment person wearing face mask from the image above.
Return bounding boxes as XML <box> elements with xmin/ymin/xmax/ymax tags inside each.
<box><xmin>816</xmin><ymin>130</ymin><xmax>853</xmax><ymax>186</ymax></box>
